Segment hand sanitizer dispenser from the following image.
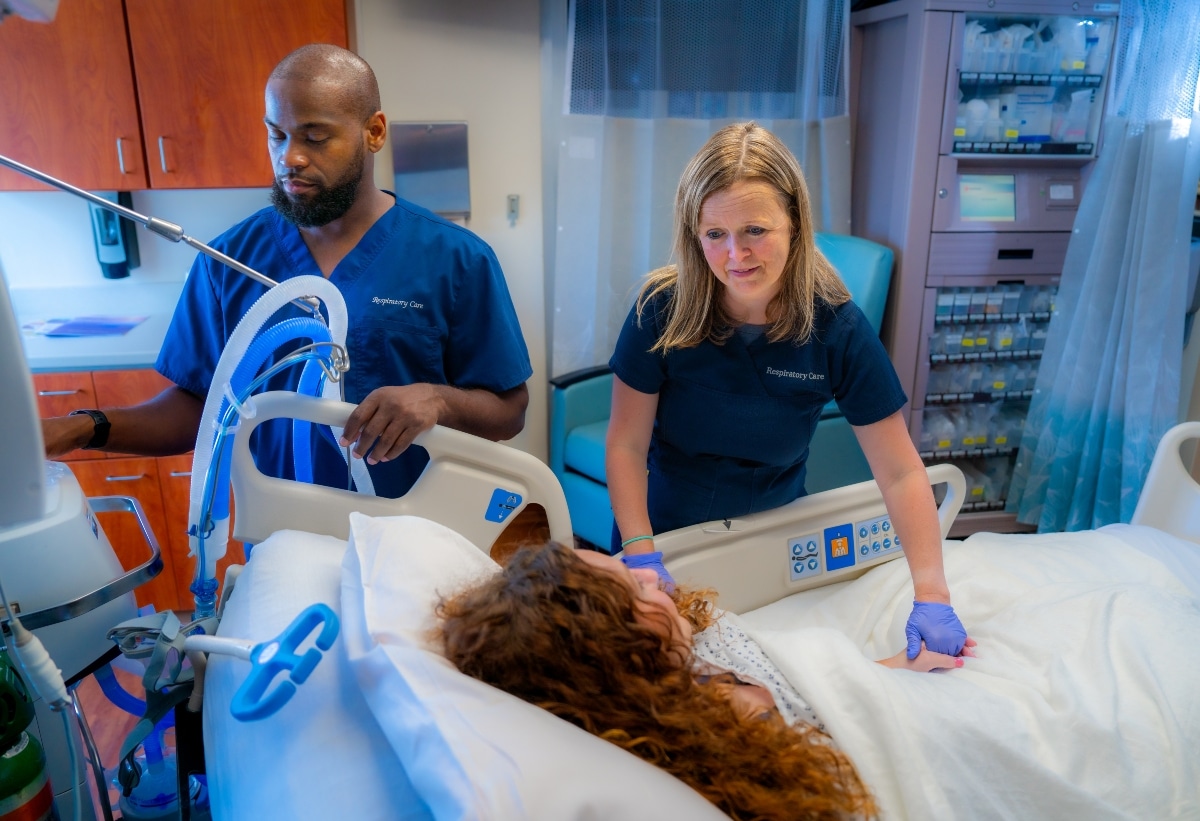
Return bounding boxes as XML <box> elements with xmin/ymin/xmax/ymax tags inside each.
<box><xmin>88</xmin><ymin>191</ymin><xmax>139</xmax><ymax>279</ymax></box>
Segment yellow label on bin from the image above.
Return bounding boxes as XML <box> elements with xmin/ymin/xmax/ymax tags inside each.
<box><xmin>962</xmin><ymin>338</ymin><xmax>975</xmax><ymax>347</ymax></box>
<box><xmin>995</xmin><ymin>435</ymin><xmax>1007</xmax><ymax>445</ymax></box>
<box><xmin>1004</xmin><ymin>129</ymin><xmax>1019</xmax><ymax>139</ymax></box>
<box><xmin>954</xmin><ymin>127</ymin><xmax>966</xmax><ymax>137</ymax></box>
<box><xmin>1072</xmin><ymin>60</ymin><xmax>1086</xmax><ymax>69</ymax></box>
<box><xmin>937</xmin><ymin>439</ymin><xmax>951</xmax><ymax>449</ymax></box>
<box><xmin>992</xmin><ymin>381</ymin><xmax>1006</xmax><ymax>390</ymax></box>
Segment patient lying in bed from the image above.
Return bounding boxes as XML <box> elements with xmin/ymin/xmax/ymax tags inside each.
<box><xmin>438</xmin><ymin>542</ymin><xmax>963</xmax><ymax>820</ymax></box>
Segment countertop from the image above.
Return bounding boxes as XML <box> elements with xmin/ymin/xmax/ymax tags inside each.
<box><xmin>12</xmin><ymin>281</ymin><xmax>184</xmax><ymax>373</ymax></box>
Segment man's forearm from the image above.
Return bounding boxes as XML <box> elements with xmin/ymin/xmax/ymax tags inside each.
<box><xmin>45</xmin><ymin>385</ymin><xmax>205</xmax><ymax>458</ymax></box>
<box><xmin>434</xmin><ymin>383</ymin><xmax>529</xmax><ymax>441</ymax></box>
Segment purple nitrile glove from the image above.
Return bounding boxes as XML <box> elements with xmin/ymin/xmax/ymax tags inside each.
<box><xmin>620</xmin><ymin>550</ymin><xmax>676</xmax><ymax>593</ymax></box>
<box><xmin>905</xmin><ymin>601</ymin><xmax>967</xmax><ymax>658</ymax></box>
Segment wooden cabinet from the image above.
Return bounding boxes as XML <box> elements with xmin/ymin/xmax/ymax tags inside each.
<box><xmin>0</xmin><ymin>0</ymin><xmax>348</xmax><ymax>191</ymax></box>
<box><xmin>35</xmin><ymin>367</ymin><xmax>241</xmax><ymax>614</ymax></box>
<box><xmin>125</xmin><ymin>0</ymin><xmax>349</xmax><ymax>189</ymax></box>
<box><xmin>0</xmin><ymin>0</ymin><xmax>146</xmax><ymax>191</ymax></box>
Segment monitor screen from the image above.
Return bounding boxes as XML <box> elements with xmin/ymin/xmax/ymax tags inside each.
<box><xmin>959</xmin><ymin>174</ymin><xmax>1016</xmax><ymax>222</ymax></box>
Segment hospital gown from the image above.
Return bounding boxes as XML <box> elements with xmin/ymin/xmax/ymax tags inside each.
<box><xmin>692</xmin><ymin>610</ymin><xmax>825</xmax><ymax>731</ymax></box>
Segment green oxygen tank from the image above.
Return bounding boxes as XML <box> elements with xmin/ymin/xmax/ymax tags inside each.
<box><xmin>0</xmin><ymin>649</ymin><xmax>58</xmax><ymax>821</ymax></box>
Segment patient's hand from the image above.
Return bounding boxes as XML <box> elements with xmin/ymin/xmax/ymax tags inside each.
<box><xmin>877</xmin><ymin>641</ymin><xmax>968</xmax><ymax>672</ymax></box>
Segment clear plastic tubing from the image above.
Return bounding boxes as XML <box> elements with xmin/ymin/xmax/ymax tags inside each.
<box><xmin>187</xmin><ymin>275</ymin><xmax>347</xmax><ymax>615</ymax></box>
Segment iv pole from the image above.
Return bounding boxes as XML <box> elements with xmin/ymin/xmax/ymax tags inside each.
<box><xmin>0</xmin><ymin>152</ymin><xmax>321</xmax><ymax>315</ymax></box>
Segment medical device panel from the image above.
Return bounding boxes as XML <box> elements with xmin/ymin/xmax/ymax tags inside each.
<box><xmin>654</xmin><ymin>463</ymin><xmax>965</xmax><ymax>614</ymax></box>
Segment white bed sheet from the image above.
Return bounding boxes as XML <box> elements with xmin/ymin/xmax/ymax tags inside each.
<box><xmin>738</xmin><ymin>524</ymin><xmax>1200</xmax><ymax>820</ymax></box>
<box><xmin>204</xmin><ymin>522</ymin><xmax>1200</xmax><ymax>821</ymax></box>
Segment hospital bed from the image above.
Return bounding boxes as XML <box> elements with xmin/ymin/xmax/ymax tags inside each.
<box><xmin>202</xmin><ymin>397</ymin><xmax>1200</xmax><ymax>821</ymax></box>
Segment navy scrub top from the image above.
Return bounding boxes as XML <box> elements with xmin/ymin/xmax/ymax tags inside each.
<box><xmin>157</xmin><ymin>197</ymin><xmax>532</xmax><ymax>499</ymax></box>
<box><xmin>609</xmin><ymin>289</ymin><xmax>906</xmax><ymax>538</ymax></box>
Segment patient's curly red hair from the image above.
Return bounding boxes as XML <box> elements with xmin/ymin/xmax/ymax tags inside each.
<box><xmin>438</xmin><ymin>543</ymin><xmax>877</xmax><ymax>820</ymax></box>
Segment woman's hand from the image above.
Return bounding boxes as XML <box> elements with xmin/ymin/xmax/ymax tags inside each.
<box><xmin>877</xmin><ymin>638</ymin><xmax>975</xmax><ymax>672</ymax></box>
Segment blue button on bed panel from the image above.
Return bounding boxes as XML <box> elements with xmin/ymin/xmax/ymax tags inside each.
<box><xmin>825</xmin><ymin>523</ymin><xmax>855</xmax><ymax>572</ymax></box>
<box><xmin>485</xmin><ymin>488</ymin><xmax>523</xmax><ymax>523</ymax></box>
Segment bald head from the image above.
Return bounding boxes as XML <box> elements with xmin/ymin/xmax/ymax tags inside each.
<box><xmin>270</xmin><ymin>44</ymin><xmax>381</xmax><ymax>122</ymax></box>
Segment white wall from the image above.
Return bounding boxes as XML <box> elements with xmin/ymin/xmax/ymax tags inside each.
<box><xmin>0</xmin><ymin>188</ymin><xmax>272</xmax><ymax>289</ymax></box>
<box><xmin>356</xmin><ymin>0</ymin><xmax>547</xmax><ymax>459</ymax></box>
<box><xmin>0</xmin><ymin>0</ymin><xmax>548</xmax><ymax>460</ymax></box>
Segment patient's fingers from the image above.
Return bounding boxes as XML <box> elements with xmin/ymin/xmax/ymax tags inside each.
<box><xmin>914</xmin><ymin>645</ymin><xmax>963</xmax><ymax>672</ymax></box>
<box><xmin>958</xmin><ymin>636</ymin><xmax>979</xmax><ymax>658</ymax></box>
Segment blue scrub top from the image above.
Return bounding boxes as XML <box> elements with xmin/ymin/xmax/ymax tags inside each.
<box><xmin>157</xmin><ymin>196</ymin><xmax>532</xmax><ymax>499</ymax></box>
<box><xmin>609</xmin><ymin>289</ymin><xmax>906</xmax><ymax>537</ymax></box>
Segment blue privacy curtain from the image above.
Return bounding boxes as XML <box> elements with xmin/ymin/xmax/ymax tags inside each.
<box><xmin>545</xmin><ymin>0</ymin><xmax>851</xmax><ymax>377</ymax></box>
<box><xmin>1007</xmin><ymin>0</ymin><xmax>1200</xmax><ymax>531</ymax></box>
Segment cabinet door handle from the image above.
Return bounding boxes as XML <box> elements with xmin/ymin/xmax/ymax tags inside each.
<box><xmin>116</xmin><ymin>138</ymin><xmax>129</xmax><ymax>175</ymax></box>
<box><xmin>105</xmin><ymin>474</ymin><xmax>145</xmax><ymax>482</ymax></box>
<box><xmin>37</xmin><ymin>389</ymin><xmax>81</xmax><ymax>397</ymax></box>
<box><xmin>157</xmin><ymin>136</ymin><xmax>171</xmax><ymax>173</ymax></box>
<box><xmin>169</xmin><ymin>471</ymin><xmax>191</xmax><ymax>478</ymax></box>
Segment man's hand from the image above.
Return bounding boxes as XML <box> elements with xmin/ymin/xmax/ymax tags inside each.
<box><xmin>339</xmin><ymin>384</ymin><xmax>445</xmax><ymax>464</ymax></box>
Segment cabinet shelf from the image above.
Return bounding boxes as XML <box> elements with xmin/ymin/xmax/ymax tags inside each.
<box><xmin>952</xmin><ymin>140</ymin><xmax>1095</xmax><ymax>156</ymax></box>
<box><xmin>920</xmin><ymin>446</ymin><xmax>1018</xmax><ymax>461</ymax></box>
<box><xmin>930</xmin><ymin>349</ymin><xmax>1044</xmax><ymax>365</ymax></box>
<box><xmin>925</xmin><ymin>389</ymin><xmax>1034</xmax><ymax>405</ymax></box>
<box><xmin>958</xmin><ymin>71</ymin><xmax>1103</xmax><ymax>88</ymax></box>
<box><xmin>934</xmin><ymin>311</ymin><xmax>1052</xmax><ymax>325</ymax></box>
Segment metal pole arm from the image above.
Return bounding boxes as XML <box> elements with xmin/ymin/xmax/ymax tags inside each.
<box><xmin>0</xmin><ymin>152</ymin><xmax>320</xmax><ymax>315</ymax></box>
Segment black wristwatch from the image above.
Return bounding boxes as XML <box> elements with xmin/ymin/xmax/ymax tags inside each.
<box><xmin>70</xmin><ymin>409</ymin><xmax>111</xmax><ymax>450</ymax></box>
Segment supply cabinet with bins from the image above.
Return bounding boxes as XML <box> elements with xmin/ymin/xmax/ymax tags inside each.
<box><xmin>913</xmin><ymin>279</ymin><xmax>1058</xmax><ymax>514</ymax></box>
<box><xmin>32</xmin><ymin>368</ymin><xmax>242</xmax><ymax>614</ymax></box>
<box><xmin>850</xmin><ymin>0</ymin><xmax>1118</xmax><ymax>536</ymax></box>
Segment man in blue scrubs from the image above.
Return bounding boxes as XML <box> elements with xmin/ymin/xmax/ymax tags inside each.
<box><xmin>43</xmin><ymin>45</ymin><xmax>531</xmax><ymax>499</ymax></box>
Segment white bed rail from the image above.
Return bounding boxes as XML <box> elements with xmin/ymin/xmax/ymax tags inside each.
<box><xmin>228</xmin><ymin>391</ymin><xmax>573</xmax><ymax>551</ymax></box>
<box><xmin>652</xmin><ymin>463</ymin><xmax>967</xmax><ymax>614</ymax></box>
<box><xmin>1131</xmin><ymin>421</ymin><xmax>1200</xmax><ymax>546</ymax></box>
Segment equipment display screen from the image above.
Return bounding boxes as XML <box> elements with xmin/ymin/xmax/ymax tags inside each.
<box><xmin>959</xmin><ymin>174</ymin><xmax>1016</xmax><ymax>222</ymax></box>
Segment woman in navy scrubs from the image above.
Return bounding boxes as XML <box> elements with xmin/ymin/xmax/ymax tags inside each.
<box><xmin>606</xmin><ymin>122</ymin><xmax>972</xmax><ymax>659</ymax></box>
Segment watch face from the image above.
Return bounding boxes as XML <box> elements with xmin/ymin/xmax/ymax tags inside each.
<box><xmin>72</xmin><ymin>409</ymin><xmax>110</xmax><ymax>449</ymax></box>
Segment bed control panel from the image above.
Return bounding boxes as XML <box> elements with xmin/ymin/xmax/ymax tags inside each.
<box><xmin>787</xmin><ymin>515</ymin><xmax>902</xmax><ymax>583</ymax></box>
<box><xmin>656</xmin><ymin>464</ymin><xmax>963</xmax><ymax>614</ymax></box>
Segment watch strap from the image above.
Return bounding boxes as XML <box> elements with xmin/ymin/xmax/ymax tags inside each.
<box><xmin>70</xmin><ymin>409</ymin><xmax>111</xmax><ymax>450</ymax></box>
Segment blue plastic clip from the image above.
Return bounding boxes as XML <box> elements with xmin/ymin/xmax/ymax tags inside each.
<box><xmin>230</xmin><ymin>603</ymin><xmax>340</xmax><ymax>722</ymax></box>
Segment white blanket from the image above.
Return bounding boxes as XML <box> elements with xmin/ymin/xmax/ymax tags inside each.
<box><xmin>738</xmin><ymin>525</ymin><xmax>1200</xmax><ymax>821</ymax></box>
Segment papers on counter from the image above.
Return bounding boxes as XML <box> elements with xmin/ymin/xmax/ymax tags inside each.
<box><xmin>22</xmin><ymin>316</ymin><xmax>148</xmax><ymax>337</ymax></box>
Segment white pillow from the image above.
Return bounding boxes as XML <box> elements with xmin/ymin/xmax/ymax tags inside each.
<box><xmin>340</xmin><ymin>513</ymin><xmax>728</xmax><ymax>821</ymax></box>
<box><xmin>205</xmin><ymin>528</ymin><xmax>431</xmax><ymax>821</ymax></box>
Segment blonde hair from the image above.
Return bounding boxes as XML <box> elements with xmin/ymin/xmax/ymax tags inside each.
<box><xmin>637</xmin><ymin>122</ymin><xmax>851</xmax><ymax>353</ymax></box>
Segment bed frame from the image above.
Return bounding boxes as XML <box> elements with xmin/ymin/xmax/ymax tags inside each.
<box><xmin>229</xmin><ymin>391</ymin><xmax>574</xmax><ymax>550</ymax></box>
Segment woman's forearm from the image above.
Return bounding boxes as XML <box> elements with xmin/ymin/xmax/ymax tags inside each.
<box><xmin>607</xmin><ymin>445</ymin><xmax>654</xmax><ymax>552</ymax></box>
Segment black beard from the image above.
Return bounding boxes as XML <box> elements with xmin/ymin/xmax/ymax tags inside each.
<box><xmin>271</xmin><ymin>151</ymin><xmax>364</xmax><ymax>228</ymax></box>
